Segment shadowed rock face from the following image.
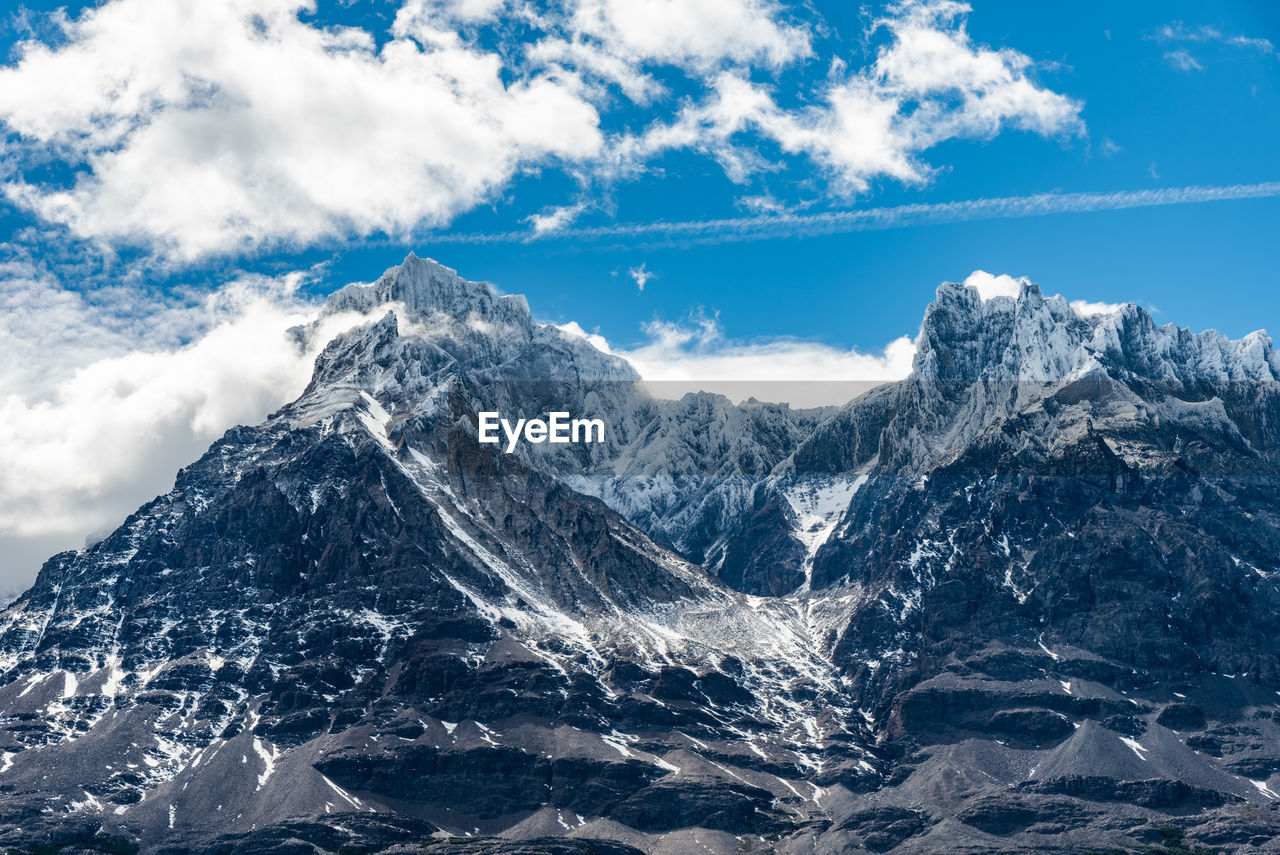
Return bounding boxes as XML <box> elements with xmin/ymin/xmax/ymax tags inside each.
<box><xmin>1</xmin><ymin>256</ymin><xmax>1279</xmax><ymax>854</ymax></box>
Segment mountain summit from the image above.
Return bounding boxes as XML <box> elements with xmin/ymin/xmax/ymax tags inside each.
<box><xmin>1</xmin><ymin>257</ymin><xmax>1278</xmax><ymax>854</ymax></box>
<box><xmin>921</xmin><ymin>279</ymin><xmax>1278</xmax><ymax>383</ymax></box>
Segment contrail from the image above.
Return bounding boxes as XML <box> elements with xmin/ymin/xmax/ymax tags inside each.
<box><xmin>430</xmin><ymin>181</ymin><xmax>1280</xmax><ymax>247</ymax></box>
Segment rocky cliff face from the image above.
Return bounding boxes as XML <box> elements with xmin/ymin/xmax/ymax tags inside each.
<box><xmin>0</xmin><ymin>257</ymin><xmax>1278</xmax><ymax>854</ymax></box>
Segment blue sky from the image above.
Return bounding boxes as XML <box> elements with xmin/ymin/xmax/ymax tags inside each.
<box><xmin>397</xmin><ymin>0</ymin><xmax>1280</xmax><ymax>348</ymax></box>
<box><xmin>1</xmin><ymin>0</ymin><xmax>1277</xmax><ymax>350</ymax></box>
<box><xmin>0</xmin><ymin>0</ymin><xmax>1277</xmax><ymax>589</ymax></box>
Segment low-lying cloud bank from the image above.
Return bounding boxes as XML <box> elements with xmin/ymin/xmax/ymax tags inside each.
<box><xmin>0</xmin><ymin>269</ymin><xmax>331</xmax><ymax>596</ymax></box>
<box><xmin>558</xmin><ymin>316</ymin><xmax>915</xmax><ymax>407</ymax></box>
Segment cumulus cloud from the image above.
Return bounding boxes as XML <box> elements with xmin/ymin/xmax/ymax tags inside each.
<box><xmin>962</xmin><ymin>269</ymin><xmax>1025</xmax><ymax>300</ymax></box>
<box><xmin>0</xmin><ymin>0</ymin><xmax>1083</xmax><ymax>261</ymax></box>
<box><xmin>625</xmin><ymin>0</ymin><xmax>1083</xmax><ymax>193</ymax></box>
<box><xmin>0</xmin><ymin>0</ymin><xmax>604</xmax><ymax>260</ymax></box>
<box><xmin>566</xmin><ymin>0</ymin><xmax>810</xmax><ymax>71</ymax></box>
<box><xmin>559</xmin><ymin>315</ymin><xmax>916</xmax><ymax>407</ymax></box>
<box><xmin>1069</xmin><ymin>299</ymin><xmax>1125</xmax><ymax>317</ymax></box>
<box><xmin>0</xmin><ymin>263</ymin><xmax>143</xmax><ymax>399</ymax></box>
<box><xmin>961</xmin><ymin>270</ymin><xmax>1125</xmax><ymax>317</ymax></box>
<box><xmin>0</xmin><ymin>269</ymin><xmax>362</xmax><ymax>589</ymax></box>
<box><xmin>400</xmin><ymin>0</ymin><xmax>507</xmax><ymax>25</ymax></box>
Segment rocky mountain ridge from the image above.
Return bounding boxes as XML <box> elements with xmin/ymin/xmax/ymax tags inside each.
<box><xmin>0</xmin><ymin>254</ymin><xmax>1277</xmax><ymax>854</ymax></box>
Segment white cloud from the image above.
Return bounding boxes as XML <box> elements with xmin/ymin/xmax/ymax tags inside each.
<box><xmin>738</xmin><ymin>193</ymin><xmax>792</xmax><ymax>215</ymax></box>
<box><xmin>962</xmin><ymin>269</ymin><xmax>1025</xmax><ymax>300</ymax></box>
<box><xmin>1069</xmin><ymin>299</ymin><xmax>1125</xmax><ymax>317</ymax></box>
<box><xmin>554</xmin><ymin>320</ymin><xmax>612</xmax><ymax>354</ymax></box>
<box><xmin>0</xmin><ymin>260</ymin><xmax>308</xmax><ymax>399</ymax></box>
<box><xmin>559</xmin><ymin>315</ymin><xmax>916</xmax><ymax>406</ymax></box>
<box><xmin>525</xmin><ymin>36</ymin><xmax>665</xmax><ymax>104</ymax></box>
<box><xmin>626</xmin><ymin>318</ymin><xmax>916</xmax><ymax>383</ymax></box>
<box><xmin>1227</xmin><ymin>35</ymin><xmax>1278</xmax><ymax>55</ymax></box>
<box><xmin>613</xmin><ymin>72</ymin><xmax>783</xmax><ymax>183</ymax></box>
<box><xmin>566</xmin><ymin>0</ymin><xmax>810</xmax><ymax>71</ymax></box>
<box><xmin>437</xmin><ymin>180</ymin><xmax>1280</xmax><ymax>247</ymax></box>
<box><xmin>0</xmin><ymin>0</ymin><xmax>603</xmax><ymax>260</ymax></box>
<box><xmin>1153</xmin><ymin>21</ymin><xmax>1277</xmax><ymax>56</ymax></box>
<box><xmin>526</xmin><ymin>202</ymin><xmax>588</xmax><ymax>235</ymax></box>
<box><xmin>628</xmin><ymin>263</ymin><xmax>655</xmax><ymax>291</ymax></box>
<box><xmin>0</xmin><ymin>263</ymin><xmax>140</xmax><ymax>400</ymax></box>
<box><xmin>871</xmin><ymin>0</ymin><xmax>1082</xmax><ymax>141</ymax></box>
<box><xmin>625</xmin><ymin>0</ymin><xmax>1083</xmax><ymax>193</ymax></box>
<box><xmin>0</xmin><ymin>270</ymin><xmax>372</xmax><ymax>589</ymax></box>
<box><xmin>400</xmin><ymin>0</ymin><xmax>507</xmax><ymax>25</ymax></box>
<box><xmin>1149</xmin><ymin>21</ymin><xmax>1277</xmax><ymax>71</ymax></box>
<box><xmin>961</xmin><ymin>270</ymin><xmax>1125</xmax><ymax>317</ymax></box>
<box><xmin>0</xmin><ymin>0</ymin><xmax>1084</xmax><ymax>261</ymax></box>
<box><xmin>1163</xmin><ymin>49</ymin><xmax>1203</xmax><ymax>72</ymax></box>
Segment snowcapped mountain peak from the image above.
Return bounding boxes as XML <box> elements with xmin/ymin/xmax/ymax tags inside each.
<box><xmin>915</xmin><ymin>276</ymin><xmax>1279</xmax><ymax>386</ymax></box>
<box><xmin>834</xmin><ymin>278</ymin><xmax>1280</xmax><ymax>480</ymax></box>
<box><xmin>289</xmin><ymin>253</ymin><xmax>639</xmax><ymax>407</ymax></box>
<box><xmin>323</xmin><ymin>252</ymin><xmax>533</xmax><ymax>330</ymax></box>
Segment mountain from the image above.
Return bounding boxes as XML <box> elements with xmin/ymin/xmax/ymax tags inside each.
<box><xmin>1</xmin><ymin>255</ymin><xmax>1278</xmax><ymax>854</ymax></box>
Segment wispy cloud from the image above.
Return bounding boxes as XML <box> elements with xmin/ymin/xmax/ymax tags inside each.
<box><xmin>1163</xmin><ymin>49</ymin><xmax>1203</xmax><ymax>72</ymax></box>
<box><xmin>1149</xmin><ymin>20</ymin><xmax>1278</xmax><ymax>72</ymax></box>
<box><xmin>1152</xmin><ymin>21</ymin><xmax>1277</xmax><ymax>55</ymax></box>
<box><xmin>526</xmin><ymin>202</ymin><xmax>589</xmax><ymax>235</ymax></box>
<box><xmin>628</xmin><ymin>263</ymin><xmax>655</xmax><ymax>291</ymax></box>
<box><xmin>431</xmin><ymin>180</ymin><xmax>1280</xmax><ymax>248</ymax></box>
